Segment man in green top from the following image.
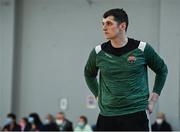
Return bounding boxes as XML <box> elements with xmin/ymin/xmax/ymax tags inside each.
<box><xmin>84</xmin><ymin>8</ymin><xmax>168</xmax><ymax>131</ymax></box>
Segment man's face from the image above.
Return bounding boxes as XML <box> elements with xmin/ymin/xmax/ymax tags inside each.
<box><xmin>19</xmin><ymin>119</ymin><xmax>26</xmax><ymax>127</ymax></box>
<box><xmin>46</xmin><ymin>114</ymin><xmax>52</xmax><ymax>122</ymax></box>
<box><xmin>56</xmin><ymin>113</ymin><xmax>64</xmax><ymax>121</ymax></box>
<box><xmin>79</xmin><ymin>118</ymin><xmax>85</xmax><ymax>124</ymax></box>
<box><xmin>102</xmin><ymin>16</ymin><xmax>121</xmax><ymax>39</ymax></box>
<box><xmin>56</xmin><ymin>113</ymin><xmax>65</xmax><ymax>125</ymax></box>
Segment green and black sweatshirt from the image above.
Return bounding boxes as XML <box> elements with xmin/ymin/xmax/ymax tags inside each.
<box><xmin>84</xmin><ymin>38</ymin><xmax>168</xmax><ymax>116</ymax></box>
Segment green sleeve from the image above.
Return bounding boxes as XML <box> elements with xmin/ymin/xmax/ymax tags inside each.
<box><xmin>144</xmin><ymin>43</ymin><xmax>168</xmax><ymax>95</ymax></box>
<box><xmin>84</xmin><ymin>48</ymin><xmax>99</xmax><ymax>97</ymax></box>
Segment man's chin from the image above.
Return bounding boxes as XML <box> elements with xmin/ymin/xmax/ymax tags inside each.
<box><xmin>105</xmin><ymin>36</ymin><xmax>111</xmax><ymax>40</ymax></box>
<box><xmin>105</xmin><ymin>35</ymin><xmax>117</xmax><ymax>40</ymax></box>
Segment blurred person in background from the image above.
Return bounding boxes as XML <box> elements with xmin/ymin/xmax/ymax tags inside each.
<box><xmin>41</xmin><ymin>113</ymin><xmax>59</xmax><ymax>131</ymax></box>
<box><xmin>55</xmin><ymin>112</ymin><xmax>73</xmax><ymax>131</ymax></box>
<box><xmin>2</xmin><ymin>113</ymin><xmax>21</xmax><ymax>131</ymax></box>
<box><xmin>152</xmin><ymin>112</ymin><xmax>172</xmax><ymax>131</ymax></box>
<box><xmin>19</xmin><ymin>117</ymin><xmax>31</xmax><ymax>131</ymax></box>
<box><xmin>74</xmin><ymin>115</ymin><xmax>92</xmax><ymax>132</ymax></box>
<box><xmin>28</xmin><ymin>113</ymin><xmax>43</xmax><ymax>131</ymax></box>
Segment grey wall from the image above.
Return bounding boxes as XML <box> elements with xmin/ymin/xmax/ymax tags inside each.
<box><xmin>0</xmin><ymin>0</ymin><xmax>180</xmax><ymax>130</ymax></box>
<box><xmin>158</xmin><ymin>0</ymin><xmax>180</xmax><ymax>130</ymax></box>
<box><xmin>0</xmin><ymin>0</ymin><xmax>15</xmax><ymax>126</ymax></box>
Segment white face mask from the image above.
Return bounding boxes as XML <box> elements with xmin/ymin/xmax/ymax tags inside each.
<box><xmin>156</xmin><ymin>118</ymin><xmax>163</xmax><ymax>125</ymax></box>
<box><xmin>56</xmin><ymin>119</ymin><xmax>63</xmax><ymax>125</ymax></box>
<box><xmin>44</xmin><ymin>119</ymin><xmax>50</xmax><ymax>125</ymax></box>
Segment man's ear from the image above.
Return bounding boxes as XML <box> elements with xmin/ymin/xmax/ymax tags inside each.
<box><xmin>119</xmin><ymin>22</ymin><xmax>127</xmax><ymax>31</ymax></box>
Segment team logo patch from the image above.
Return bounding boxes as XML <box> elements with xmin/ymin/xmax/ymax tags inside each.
<box><xmin>128</xmin><ymin>55</ymin><xmax>136</xmax><ymax>64</ymax></box>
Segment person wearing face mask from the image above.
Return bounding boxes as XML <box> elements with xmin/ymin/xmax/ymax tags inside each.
<box><xmin>152</xmin><ymin>112</ymin><xmax>172</xmax><ymax>131</ymax></box>
<box><xmin>19</xmin><ymin>117</ymin><xmax>31</xmax><ymax>131</ymax></box>
<box><xmin>1</xmin><ymin>113</ymin><xmax>21</xmax><ymax>131</ymax></box>
<box><xmin>28</xmin><ymin>113</ymin><xmax>43</xmax><ymax>131</ymax></box>
<box><xmin>74</xmin><ymin>116</ymin><xmax>92</xmax><ymax>132</ymax></box>
<box><xmin>41</xmin><ymin>114</ymin><xmax>59</xmax><ymax>131</ymax></box>
<box><xmin>55</xmin><ymin>112</ymin><xmax>73</xmax><ymax>131</ymax></box>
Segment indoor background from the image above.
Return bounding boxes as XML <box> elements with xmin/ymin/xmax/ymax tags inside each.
<box><xmin>0</xmin><ymin>0</ymin><xmax>180</xmax><ymax>130</ymax></box>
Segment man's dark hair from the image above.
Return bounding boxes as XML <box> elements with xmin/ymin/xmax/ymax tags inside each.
<box><xmin>58</xmin><ymin>112</ymin><xmax>65</xmax><ymax>115</ymax></box>
<box><xmin>103</xmin><ymin>8</ymin><xmax>129</xmax><ymax>31</ymax></box>
<box><xmin>7</xmin><ymin>113</ymin><xmax>16</xmax><ymax>120</ymax></box>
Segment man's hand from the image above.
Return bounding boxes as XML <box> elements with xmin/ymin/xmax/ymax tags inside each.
<box><xmin>148</xmin><ymin>92</ymin><xmax>159</xmax><ymax>114</ymax></box>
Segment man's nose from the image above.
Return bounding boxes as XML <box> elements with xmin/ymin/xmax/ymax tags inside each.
<box><xmin>103</xmin><ymin>25</ymin><xmax>107</xmax><ymax>31</ymax></box>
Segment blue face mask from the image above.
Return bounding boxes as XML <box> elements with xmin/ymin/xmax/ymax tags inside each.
<box><xmin>4</xmin><ymin>118</ymin><xmax>13</xmax><ymax>125</ymax></box>
<box><xmin>78</xmin><ymin>122</ymin><xmax>85</xmax><ymax>129</ymax></box>
<box><xmin>28</xmin><ymin>117</ymin><xmax>34</xmax><ymax>123</ymax></box>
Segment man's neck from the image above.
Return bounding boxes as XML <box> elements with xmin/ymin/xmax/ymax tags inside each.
<box><xmin>110</xmin><ymin>33</ymin><xmax>128</xmax><ymax>48</ymax></box>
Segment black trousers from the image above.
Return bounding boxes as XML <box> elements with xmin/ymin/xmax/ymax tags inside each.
<box><xmin>96</xmin><ymin>110</ymin><xmax>150</xmax><ymax>131</ymax></box>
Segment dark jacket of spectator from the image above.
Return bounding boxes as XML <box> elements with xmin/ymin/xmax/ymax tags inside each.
<box><xmin>152</xmin><ymin>121</ymin><xmax>172</xmax><ymax>131</ymax></box>
<box><xmin>2</xmin><ymin>123</ymin><xmax>21</xmax><ymax>131</ymax></box>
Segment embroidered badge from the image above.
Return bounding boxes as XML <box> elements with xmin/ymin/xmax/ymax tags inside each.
<box><xmin>128</xmin><ymin>55</ymin><xmax>136</xmax><ymax>64</ymax></box>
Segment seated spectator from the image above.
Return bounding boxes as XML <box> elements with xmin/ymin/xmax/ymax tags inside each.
<box><xmin>55</xmin><ymin>112</ymin><xmax>73</xmax><ymax>131</ymax></box>
<box><xmin>2</xmin><ymin>113</ymin><xmax>21</xmax><ymax>131</ymax></box>
<box><xmin>74</xmin><ymin>116</ymin><xmax>92</xmax><ymax>132</ymax></box>
<box><xmin>152</xmin><ymin>112</ymin><xmax>172</xmax><ymax>131</ymax></box>
<box><xmin>19</xmin><ymin>117</ymin><xmax>31</xmax><ymax>131</ymax></box>
<box><xmin>28</xmin><ymin>113</ymin><xmax>43</xmax><ymax>131</ymax></box>
<box><xmin>42</xmin><ymin>114</ymin><xmax>59</xmax><ymax>131</ymax></box>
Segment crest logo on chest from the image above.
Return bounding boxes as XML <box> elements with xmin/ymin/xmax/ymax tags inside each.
<box><xmin>128</xmin><ymin>55</ymin><xmax>136</xmax><ymax>64</ymax></box>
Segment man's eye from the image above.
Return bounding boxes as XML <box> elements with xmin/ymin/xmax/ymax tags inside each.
<box><xmin>106</xmin><ymin>22</ymin><xmax>112</xmax><ymax>25</ymax></box>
